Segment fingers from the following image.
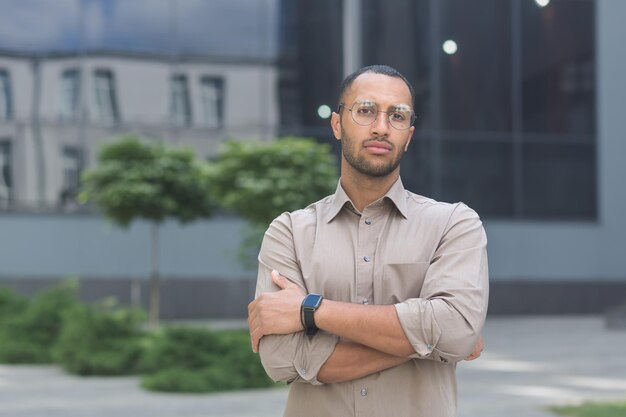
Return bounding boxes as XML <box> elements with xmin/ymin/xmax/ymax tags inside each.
<box><xmin>465</xmin><ymin>335</ymin><xmax>484</xmax><ymax>361</ymax></box>
<box><xmin>271</xmin><ymin>270</ymin><xmax>288</xmax><ymax>288</ymax></box>
<box><xmin>248</xmin><ymin>299</ymin><xmax>262</xmax><ymax>352</ymax></box>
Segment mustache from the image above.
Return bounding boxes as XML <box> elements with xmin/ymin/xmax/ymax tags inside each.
<box><xmin>363</xmin><ymin>138</ymin><xmax>394</xmax><ymax>149</ymax></box>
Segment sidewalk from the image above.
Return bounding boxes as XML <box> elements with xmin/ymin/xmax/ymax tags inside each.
<box><xmin>1</xmin><ymin>316</ymin><xmax>625</xmax><ymax>417</ymax></box>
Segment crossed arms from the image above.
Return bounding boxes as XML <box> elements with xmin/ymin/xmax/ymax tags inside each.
<box><xmin>248</xmin><ymin>204</ymin><xmax>489</xmax><ymax>385</ymax></box>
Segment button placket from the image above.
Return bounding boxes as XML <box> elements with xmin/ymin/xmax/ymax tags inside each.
<box><xmin>356</xmin><ymin>207</ymin><xmax>377</xmax><ymax>310</ymax></box>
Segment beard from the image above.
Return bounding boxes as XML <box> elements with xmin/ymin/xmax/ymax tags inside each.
<box><xmin>340</xmin><ymin>126</ymin><xmax>407</xmax><ymax>178</ymax></box>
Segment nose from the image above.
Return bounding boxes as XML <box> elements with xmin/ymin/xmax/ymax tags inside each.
<box><xmin>370</xmin><ymin>111</ymin><xmax>390</xmax><ymax>137</ymax></box>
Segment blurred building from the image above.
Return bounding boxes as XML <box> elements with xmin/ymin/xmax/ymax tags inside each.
<box><xmin>0</xmin><ymin>50</ymin><xmax>277</xmax><ymax>210</ymax></box>
<box><xmin>275</xmin><ymin>0</ymin><xmax>626</xmax><ymax>315</ymax></box>
<box><xmin>0</xmin><ymin>0</ymin><xmax>625</xmax><ymax>317</ymax></box>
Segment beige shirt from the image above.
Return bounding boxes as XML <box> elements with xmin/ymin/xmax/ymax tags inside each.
<box><xmin>255</xmin><ymin>177</ymin><xmax>489</xmax><ymax>417</ymax></box>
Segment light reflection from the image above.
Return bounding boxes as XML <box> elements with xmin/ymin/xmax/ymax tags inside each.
<box><xmin>535</xmin><ymin>0</ymin><xmax>550</xmax><ymax>7</ymax></box>
<box><xmin>442</xmin><ymin>40</ymin><xmax>458</xmax><ymax>55</ymax></box>
<box><xmin>317</xmin><ymin>104</ymin><xmax>331</xmax><ymax>119</ymax></box>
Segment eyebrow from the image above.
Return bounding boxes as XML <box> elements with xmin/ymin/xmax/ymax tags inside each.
<box><xmin>354</xmin><ymin>99</ymin><xmax>413</xmax><ymax>111</ymax></box>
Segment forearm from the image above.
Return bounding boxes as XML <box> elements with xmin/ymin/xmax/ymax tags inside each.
<box><xmin>315</xmin><ymin>300</ymin><xmax>415</xmax><ymax>357</ymax></box>
<box><xmin>318</xmin><ymin>341</ymin><xmax>410</xmax><ymax>384</ymax></box>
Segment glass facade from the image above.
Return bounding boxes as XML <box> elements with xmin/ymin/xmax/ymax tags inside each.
<box><xmin>281</xmin><ymin>0</ymin><xmax>597</xmax><ymax>220</ymax></box>
<box><xmin>278</xmin><ymin>0</ymin><xmax>343</xmax><ymax>136</ymax></box>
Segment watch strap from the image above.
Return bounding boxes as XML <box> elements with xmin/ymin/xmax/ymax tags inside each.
<box><xmin>301</xmin><ymin>293</ymin><xmax>323</xmax><ymax>336</ymax></box>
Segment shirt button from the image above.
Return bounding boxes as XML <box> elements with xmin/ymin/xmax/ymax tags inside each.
<box><xmin>364</xmin><ymin>219</ymin><xmax>372</xmax><ymax>225</ymax></box>
<box><xmin>300</xmin><ymin>368</ymin><xmax>307</xmax><ymax>375</ymax></box>
<box><xmin>363</xmin><ymin>256</ymin><xmax>371</xmax><ymax>262</ymax></box>
<box><xmin>361</xmin><ymin>388</ymin><xmax>368</xmax><ymax>396</ymax></box>
<box><xmin>362</xmin><ymin>298</ymin><xmax>369</xmax><ymax>305</ymax></box>
<box><xmin>427</xmin><ymin>344</ymin><xmax>433</xmax><ymax>350</ymax></box>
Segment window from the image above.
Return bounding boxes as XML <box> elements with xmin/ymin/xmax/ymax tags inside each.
<box><xmin>60</xmin><ymin>146</ymin><xmax>82</xmax><ymax>205</ymax></box>
<box><xmin>362</xmin><ymin>0</ymin><xmax>430</xmax><ymax>130</ymax></box>
<box><xmin>0</xmin><ymin>69</ymin><xmax>12</xmax><ymax>121</ymax></box>
<box><xmin>522</xmin><ymin>0</ymin><xmax>595</xmax><ymax>134</ymax></box>
<box><xmin>0</xmin><ymin>141</ymin><xmax>11</xmax><ymax>206</ymax></box>
<box><xmin>93</xmin><ymin>69</ymin><xmax>119</xmax><ymax>124</ymax></box>
<box><xmin>200</xmin><ymin>76</ymin><xmax>224</xmax><ymax>128</ymax></box>
<box><xmin>170</xmin><ymin>74</ymin><xmax>192</xmax><ymax>126</ymax></box>
<box><xmin>60</xmin><ymin>69</ymin><xmax>80</xmax><ymax>120</ymax></box>
<box><xmin>280</xmin><ymin>0</ymin><xmax>597</xmax><ymax>220</ymax></box>
<box><xmin>439</xmin><ymin>0</ymin><xmax>512</xmax><ymax>132</ymax></box>
<box><xmin>441</xmin><ymin>140</ymin><xmax>515</xmax><ymax>217</ymax></box>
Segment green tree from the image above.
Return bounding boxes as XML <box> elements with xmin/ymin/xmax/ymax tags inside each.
<box><xmin>79</xmin><ymin>136</ymin><xmax>214</xmax><ymax>326</ymax></box>
<box><xmin>208</xmin><ymin>137</ymin><xmax>338</xmax><ymax>264</ymax></box>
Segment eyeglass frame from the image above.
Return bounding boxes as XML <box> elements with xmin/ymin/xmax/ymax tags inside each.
<box><xmin>337</xmin><ymin>101</ymin><xmax>416</xmax><ymax>130</ymax></box>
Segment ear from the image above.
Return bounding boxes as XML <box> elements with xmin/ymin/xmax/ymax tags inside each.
<box><xmin>404</xmin><ymin>126</ymin><xmax>415</xmax><ymax>151</ymax></box>
<box><xmin>331</xmin><ymin>112</ymin><xmax>342</xmax><ymax>141</ymax></box>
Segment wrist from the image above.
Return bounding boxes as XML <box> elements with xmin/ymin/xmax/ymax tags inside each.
<box><xmin>301</xmin><ymin>293</ymin><xmax>323</xmax><ymax>336</ymax></box>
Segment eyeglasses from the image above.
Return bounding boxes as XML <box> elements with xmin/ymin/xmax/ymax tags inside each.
<box><xmin>338</xmin><ymin>101</ymin><xmax>416</xmax><ymax>130</ymax></box>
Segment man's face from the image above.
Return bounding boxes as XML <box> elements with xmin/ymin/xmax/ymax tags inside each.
<box><xmin>331</xmin><ymin>73</ymin><xmax>415</xmax><ymax>178</ymax></box>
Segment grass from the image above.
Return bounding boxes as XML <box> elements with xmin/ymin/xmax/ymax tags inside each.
<box><xmin>550</xmin><ymin>401</ymin><xmax>626</xmax><ymax>417</ymax></box>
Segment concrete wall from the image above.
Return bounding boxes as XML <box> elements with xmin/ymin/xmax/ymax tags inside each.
<box><xmin>0</xmin><ymin>214</ymin><xmax>256</xmax><ymax>319</ymax></box>
<box><xmin>0</xmin><ymin>214</ymin><xmax>251</xmax><ymax>280</ymax></box>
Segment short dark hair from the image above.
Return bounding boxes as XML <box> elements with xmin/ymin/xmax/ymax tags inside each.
<box><xmin>336</xmin><ymin>65</ymin><xmax>415</xmax><ymax>110</ymax></box>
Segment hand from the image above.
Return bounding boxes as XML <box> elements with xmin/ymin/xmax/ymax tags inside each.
<box><xmin>464</xmin><ymin>335</ymin><xmax>484</xmax><ymax>361</ymax></box>
<box><xmin>248</xmin><ymin>270</ymin><xmax>306</xmax><ymax>353</ymax></box>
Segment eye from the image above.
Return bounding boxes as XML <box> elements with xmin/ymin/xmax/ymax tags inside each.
<box><xmin>356</xmin><ymin>105</ymin><xmax>376</xmax><ymax>115</ymax></box>
<box><xmin>390</xmin><ymin>111</ymin><xmax>408</xmax><ymax>121</ymax></box>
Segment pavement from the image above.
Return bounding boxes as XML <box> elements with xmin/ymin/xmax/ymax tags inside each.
<box><xmin>1</xmin><ymin>316</ymin><xmax>625</xmax><ymax>417</ymax></box>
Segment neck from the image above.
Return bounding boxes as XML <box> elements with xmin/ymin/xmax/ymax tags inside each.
<box><xmin>340</xmin><ymin>164</ymin><xmax>400</xmax><ymax>212</ymax></box>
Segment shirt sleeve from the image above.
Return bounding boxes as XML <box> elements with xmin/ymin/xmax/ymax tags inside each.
<box><xmin>394</xmin><ymin>203</ymin><xmax>489</xmax><ymax>364</ymax></box>
<box><xmin>255</xmin><ymin>212</ymin><xmax>339</xmax><ymax>385</ymax></box>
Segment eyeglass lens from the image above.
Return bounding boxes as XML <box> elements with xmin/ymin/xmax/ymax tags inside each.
<box><xmin>349</xmin><ymin>102</ymin><xmax>413</xmax><ymax>130</ymax></box>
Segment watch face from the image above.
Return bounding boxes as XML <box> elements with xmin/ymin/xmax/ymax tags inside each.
<box><xmin>303</xmin><ymin>294</ymin><xmax>323</xmax><ymax>309</ymax></box>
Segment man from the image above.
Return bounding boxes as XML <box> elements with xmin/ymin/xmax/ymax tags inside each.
<box><xmin>248</xmin><ymin>65</ymin><xmax>489</xmax><ymax>417</ymax></box>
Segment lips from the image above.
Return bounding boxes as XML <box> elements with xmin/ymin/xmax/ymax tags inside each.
<box><xmin>364</xmin><ymin>140</ymin><xmax>392</xmax><ymax>154</ymax></box>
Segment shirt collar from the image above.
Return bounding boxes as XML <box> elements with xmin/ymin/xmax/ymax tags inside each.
<box><xmin>324</xmin><ymin>176</ymin><xmax>408</xmax><ymax>223</ymax></box>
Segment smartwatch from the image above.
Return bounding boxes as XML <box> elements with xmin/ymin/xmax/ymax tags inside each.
<box><xmin>301</xmin><ymin>293</ymin><xmax>324</xmax><ymax>336</ymax></box>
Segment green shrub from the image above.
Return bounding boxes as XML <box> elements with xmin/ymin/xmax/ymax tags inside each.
<box><xmin>0</xmin><ymin>287</ymin><xmax>28</xmax><ymax>323</ymax></box>
<box><xmin>0</xmin><ymin>280</ymin><xmax>80</xmax><ymax>363</ymax></box>
<box><xmin>140</xmin><ymin>326</ymin><xmax>224</xmax><ymax>372</ymax></box>
<box><xmin>551</xmin><ymin>401</ymin><xmax>626</xmax><ymax>417</ymax></box>
<box><xmin>54</xmin><ymin>298</ymin><xmax>146</xmax><ymax>375</ymax></box>
<box><xmin>141</xmin><ymin>367</ymin><xmax>248</xmax><ymax>393</ymax></box>
<box><xmin>140</xmin><ymin>327</ymin><xmax>274</xmax><ymax>393</ymax></box>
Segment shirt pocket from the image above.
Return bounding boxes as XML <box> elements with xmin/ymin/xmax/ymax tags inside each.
<box><xmin>381</xmin><ymin>261</ymin><xmax>430</xmax><ymax>304</ymax></box>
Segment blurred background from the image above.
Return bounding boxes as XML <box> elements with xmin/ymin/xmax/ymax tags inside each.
<box><xmin>0</xmin><ymin>0</ymin><xmax>624</xmax><ymax>320</ymax></box>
